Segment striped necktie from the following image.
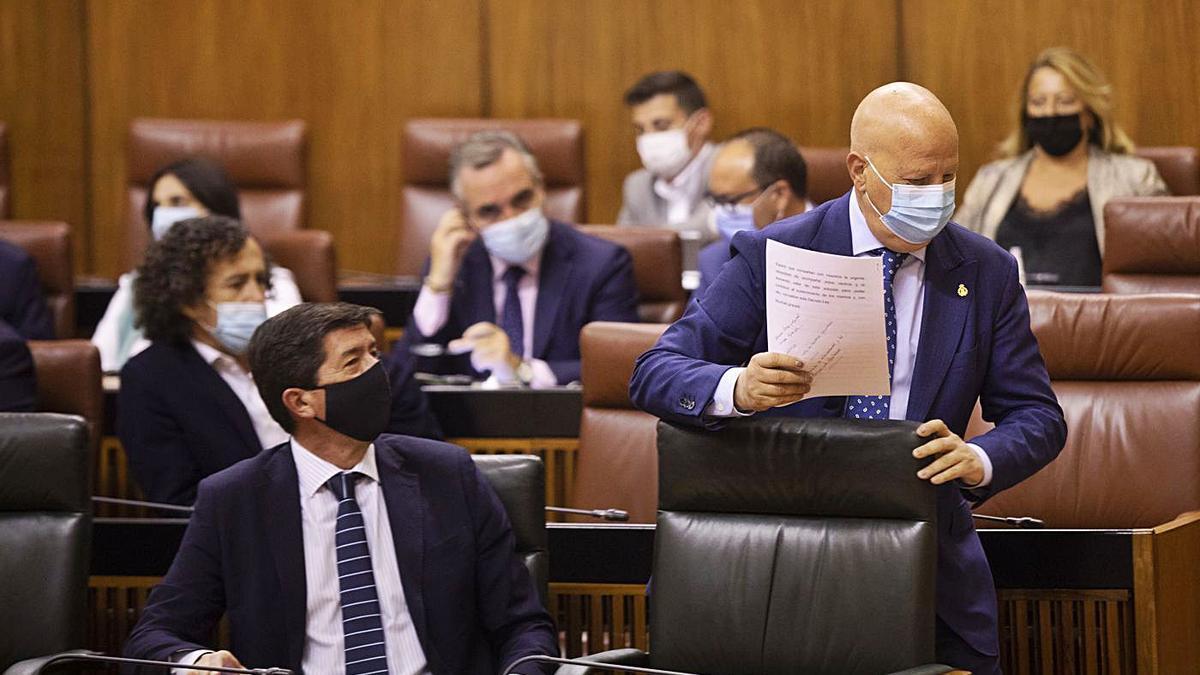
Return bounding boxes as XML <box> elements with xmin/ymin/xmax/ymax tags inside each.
<box><xmin>845</xmin><ymin>248</ymin><xmax>908</xmax><ymax>420</ymax></box>
<box><xmin>500</xmin><ymin>265</ymin><xmax>526</xmax><ymax>358</ymax></box>
<box><xmin>327</xmin><ymin>471</ymin><xmax>390</xmax><ymax>675</ymax></box>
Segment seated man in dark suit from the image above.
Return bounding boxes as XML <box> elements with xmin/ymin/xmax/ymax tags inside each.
<box><xmin>697</xmin><ymin>127</ymin><xmax>811</xmax><ymax>295</ymax></box>
<box><xmin>0</xmin><ymin>238</ymin><xmax>54</xmax><ymax>339</ymax></box>
<box><xmin>630</xmin><ymin>83</ymin><xmax>1067</xmax><ymax>673</ymax></box>
<box><xmin>125</xmin><ymin>302</ymin><xmax>557</xmax><ymax>674</ymax></box>
<box><xmin>399</xmin><ymin>130</ymin><xmax>639</xmax><ymax>386</ymax></box>
<box><xmin>119</xmin><ymin>217</ymin><xmax>439</xmax><ymax>505</ymax></box>
<box><xmin>0</xmin><ymin>319</ymin><xmax>35</xmax><ymax>412</ymax></box>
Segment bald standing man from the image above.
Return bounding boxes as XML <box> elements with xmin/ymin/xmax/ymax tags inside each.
<box><xmin>698</xmin><ymin>127</ymin><xmax>811</xmax><ymax>294</ymax></box>
<box><xmin>631</xmin><ymin>83</ymin><xmax>1066</xmax><ymax>673</ymax></box>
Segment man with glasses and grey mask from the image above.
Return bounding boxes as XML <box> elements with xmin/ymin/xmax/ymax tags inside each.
<box><xmin>397</xmin><ymin>131</ymin><xmax>639</xmax><ymax>388</ymax></box>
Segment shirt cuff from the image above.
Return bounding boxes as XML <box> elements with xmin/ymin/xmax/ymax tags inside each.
<box><xmin>172</xmin><ymin>650</ymin><xmax>212</xmax><ymax>674</ymax></box>
<box><xmin>962</xmin><ymin>442</ymin><xmax>993</xmax><ymax>488</ymax></box>
<box><xmin>702</xmin><ymin>367</ymin><xmax>754</xmax><ymax>418</ymax></box>
<box><xmin>526</xmin><ymin>358</ymin><xmax>558</xmax><ymax>388</ymax></box>
<box><xmin>411</xmin><ymin>285</ymin><xmax>451</xmax><ymax>338</ymax></box>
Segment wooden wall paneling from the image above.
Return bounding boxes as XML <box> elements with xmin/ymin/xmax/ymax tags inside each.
<box><xmin>485</xmin><ymin>0</ymin><xmax>900</xmax><ymax>225</ymax></box>
<box><xmin>0</xmin><ymin>0</ymin><xmax>89</xmax><ymax>271</ymax></box>
<box><xmin>85</xmin><ymin>0</ymin><xmax>484</xmax><ymax>278</ymax></box>
<box><xmin>901</xmin><ymin>0</ymin><xmax>1200</xmax><ymax>202</ymax></box>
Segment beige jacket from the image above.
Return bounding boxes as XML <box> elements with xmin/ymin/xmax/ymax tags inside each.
<box><xmin>956</xmin><ymin>147</ymin><xmax>1168</xmax><ymax>255</ymax></box>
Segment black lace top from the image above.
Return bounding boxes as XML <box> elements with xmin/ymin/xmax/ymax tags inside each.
<box><xmin>995</xmin><ymin>189</ymin><xmax>1101</xmax><ymax>287</ymax></box>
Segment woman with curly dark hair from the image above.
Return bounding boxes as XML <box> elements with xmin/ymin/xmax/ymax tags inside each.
<box><xmin>117</xmin><ymin>216</ymin><xmax>288</xmax><ymax>504</ymax></box>
<box><xmin>91</xmin><ymin>157</ymin><xmax>303</xmax><ymax>372</ymax></box>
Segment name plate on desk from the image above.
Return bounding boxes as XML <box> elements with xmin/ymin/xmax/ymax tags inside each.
<box><xmin>423</xmin><ymin>385</ymin><xmax>582</xmax><ymax>438</ymax></box>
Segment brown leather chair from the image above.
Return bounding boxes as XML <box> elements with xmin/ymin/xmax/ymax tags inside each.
<box><xmin>1135</xmin><ymin>146</ymin><xmax>1199</xmax><ymax>196</ymax></box>
<box><xmin>27</xmin><ymin>340</ymin><xmax>102</xmax><ymax>456</ymax></box>
<box><xmin>0</xmin><ymin>121</ymin><xmax>9</xmax><ymax>218</ymax></box>
<box><xmin>397</xmin><ymin>118</ymin><xmax>585</xmax><ymax>276</ymax></box>
<box><xmin>578</xmin><ymin>225</ymin><xmax>686</xmax><ymax>323</ymax></box>
<box><xmin>258</xmin><ymin>230</ymin><xmax>338</xmax><ymax>302</ymax></box>
<box><xmin>0</xmin><ymin>221</ymin><xmax>74</xmax><ymax>338</ymax></box>
<box><xmin>1101</xmin><ymin>197</ymin><xmax>1200</xmax><ymax>293</ymax></box>
<box><xmin>973</xmin><ymin>292</ymin><xmax>1200</xmax><ymax>528</ymax></box>
<box><xmin>124</xmin><ymin>118</ymin><xmax>308</xmax><ymax>270</ymax></box>
<box><xmin>799</xmin><ymin>146</ymin><xmax>853</xmax><ymax>205</ymax></box>
<box><xmin>571</xmin><ymin>321</ymin><xmax>668</xmax><ymax>523</ymax></box>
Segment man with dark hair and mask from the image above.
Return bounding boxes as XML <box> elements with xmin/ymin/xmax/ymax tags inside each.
<box><xmin>398</xmin><ymin>130</ymin><xmax>639</xmax><ymax>387</ymax></box>
<box><xmin>617</xmin><ymin>70</ymin><xmax>717</xmax><ymax>241</ymax></box>
<box><xmin>125</xmin><ymin>301</ymin><xmax>557</xmax><ymax>675</ymax></box>
<box><xmin>630</xmin><ymin>83</ymin><xmax>1066</xmax><ymax>674</ymax></box>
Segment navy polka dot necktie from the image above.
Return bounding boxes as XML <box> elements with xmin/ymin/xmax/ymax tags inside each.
<box><xmin>326</xmin><ymin>471</ymin><xmax>389</xmax><ymax>674</ymax></box>
<box><xmin>845</xmin><ymin>248</ymin><xmax>908</xmax><ymax>420</ymax></box>
<box><xmin>500</xmin><ymin>265</ymin><xmax>526</xmax><ymax>358</ymax></box>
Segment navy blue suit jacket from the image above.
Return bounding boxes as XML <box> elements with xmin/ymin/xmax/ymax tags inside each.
<box><xmin>0</xmin><ymin>239</ymin><xmax>54</xmax><ymax>340</ymax></box>
<box><xmin>123</xmin><ymin>435</ymin><xmax>558</xmax><ymax>674</ymax></box>
<box><xmin>400</xmin><ymin>220</ymin><xmax>639</xmax><ymax>384</ymax></box>
<box><xmin>630</xmin><ymin>193</ymin><xmax>1066</xmax><ymax>656</ymax></box>
<box><xmin>119</xmin><ymin>341</ymin><xmax>441</xmax><ymax>505</ymax></box>
<box><xmin>695</xmin><ymin>238</ymin><xmax>733</xmax><ymax>297</ymax></box>
<box><xmin>0</xmin><ymin>319</ymin><xmax>35</xmax><ymax>412</ymax></box>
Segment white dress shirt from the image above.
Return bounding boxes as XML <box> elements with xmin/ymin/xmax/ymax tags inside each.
<box><xmin>180</xmin><ymin>441</ymin><xmax>432</xmax><ymax>674</ymax></box>
<box><xmin>190</xmin><ymin>340</ymin><xmax>289</xmax><ymax>450</ymax></box>
<box><xmin>411</xmin><ymin>249</ymin><xmax>557</xmax><ymax>387</ymax></box>
<box><xmin>654</xmin><ymin>142</ymin><xmax>717</xmax><ymax>226</ymax></box>
<box><xmin>705</xmin><ymin>193</ymin><xmax>993</xmax><ymax>487</ymax></box>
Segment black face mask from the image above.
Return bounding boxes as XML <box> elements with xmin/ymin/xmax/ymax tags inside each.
<box><xmin>1024</xmin><ymin>113</ymin><xmax>1085</xmax><ymax>157</ymax></box>
<box><xmin>315</xmin><ymin>361</ymin><xmax>391</xmax><ymax>442</ymax></box>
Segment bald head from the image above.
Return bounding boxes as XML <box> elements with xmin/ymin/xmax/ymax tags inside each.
<box><xmin>847</xmin><ymin>82</ymin><xmax>960</xmax><ymax>253</ymax></box>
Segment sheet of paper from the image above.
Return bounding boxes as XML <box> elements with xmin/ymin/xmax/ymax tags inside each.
<box><xmin>765</xmin><ymin>239</ymin><xmax>890</xmax><ymax>399</ymax></box>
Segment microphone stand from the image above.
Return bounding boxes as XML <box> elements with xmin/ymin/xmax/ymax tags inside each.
<box><xmin>972</xmin><ymin>513</ymin><xmax>1045</xmax><ymax>529</ymax></box>
<box><xmin>34</xmin><ymin>651</ymin><xmax>292</xmax><ymax>674</ymax></box>
<box><xmin>503</xmin><ymin>654</ymin><xmax>700</xmax><ymax>675</ymax></box>
<box><xmin>545</xmin><ymin>506</ymin><xmax>630</xmax><ymax>522</ymax></box>
<box><xmin>92</xmin><ymin>496</ymin><xmax>195</xmax><ymax>514</ymax></box>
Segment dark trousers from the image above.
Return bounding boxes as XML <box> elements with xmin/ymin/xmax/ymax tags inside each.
<box><xmin>936</xmin><ymin>616</ymin><xmax>1001</xmax><ymax>675</ymax></box>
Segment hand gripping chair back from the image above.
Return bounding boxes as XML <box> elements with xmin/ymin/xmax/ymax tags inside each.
<box><xmin>650</xmin><ymin>418</ymin><xmax>940</xmax><ymax>675</ymax></box>
<box><xmin>0</xmin><ymin>413</ymin><xmax>91</xmax><ymax>673</ymax></box>
<box><xmin>471</xmin><ymin>454</ymin><xmax>549</xmax><ymax>608</ymax></box>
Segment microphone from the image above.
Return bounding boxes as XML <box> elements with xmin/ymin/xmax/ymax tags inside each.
<box><xmin>972</xmin><ymin>513</ymin><xmax>1045</xmax><ymax>529</ymax></box>
<box><xmin>545</xmin><ymin>506</ymin><xmax>630</xmax><ymax>522</ymax></box>
<box><xmin>93</xmin><ymin>496</ymin><xmax>195</xmax><ymax>514</ymax></box>
<box><xmin>503</xmin><ymin>654</ymin><xmax>698</xmax><ymax>675</ymax></box>
<box><xmin>32</xmin><ymin>650</ymin><xmax>292</xmax><ymax>674</ymax></box>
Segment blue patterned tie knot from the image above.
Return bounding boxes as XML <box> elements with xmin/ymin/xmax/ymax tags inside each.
<box><xmin>326</xmin><ymin>471</ymin><xmax>389</xmax><ymax>674</ymax></box>
<box><xmin>845</xmin><ymin>248</ymin><xmax>908</xmax><ymax>420</ymax></box>
<box><xmin>500</xmin><ymin>265</ymin><xmax>526</xmax><ymax>358</ymax></box>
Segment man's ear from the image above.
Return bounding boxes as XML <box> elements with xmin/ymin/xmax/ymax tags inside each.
<box><xmin>847</xmin><ymin>151</ymin><xmax>869</xmax><ymax>193</ymax></box>
<box><xmin>283</xmin><ymin>387</ymin><xmax>322</xmax><ymax>422</ymax></box>
<box><xmin>689</xmin><ymin>108</ymin><xmax>714</xmax><ymax>144</ymax></box>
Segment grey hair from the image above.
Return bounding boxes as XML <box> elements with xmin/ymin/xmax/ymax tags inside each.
<box><xmin>448</xmin><ymin>130</ymin><xmax>544</xmax><ymax>200</ymax></box>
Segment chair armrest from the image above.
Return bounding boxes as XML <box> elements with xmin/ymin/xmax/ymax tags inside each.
<box><xmin>3</xmin><ymin>649</ymin><xmax>100</xmax><ymax>675</ymax></box>
<box><xmin>553</xmin><ymin>649</ymin><xmax>650</xmax><ymax>675</ymax></box>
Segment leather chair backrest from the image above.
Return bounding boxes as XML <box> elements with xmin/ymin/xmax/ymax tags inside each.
<box><xmin>799</xmin><ymin>146</ymin><xmax>852</xmax><ymax>205</ymax></box>
<box><xmin>27</xmin><ymin>340</ymin><xmax>102</xmax><ymax>455</ymax></box>
<box><xmin>1135</xmin><ymin>146</ymin><xmax>1200</xmax><ymax>196</ymax></box>
<box><xmin>258</xmin><ymin>230</ymin><xmax>338</xmax><ymax>302</ymax></box>
<box><xmin>0</xmin><ymin>121</ymin><xmax>9</xmax><ymax>218</ymax></box>
<box><xmin>0</xmin><ymin>413</ymin><xmax>91</xmax><ymax>669</ymax></box>
<box><xmin>577</xmin><ymin>226</ymin><xmax>685</xmax><ymax>323</ymax></box>
<box><xmin>572</xmin><ymin>322</ymin><xmax>667</xmax><ymax>523</ymax></box>
<box><xmin>0</xmin><ymin>221</ymin><xmax>74</xmax><ymax>338</ymax></box>
<box><xmin>397</xmin><ymin>118</ymin><xmax>585</xmax><ymax>276</ymax></box>
<box><xmin>975</xmin><ymin>292</ymin><xmax>1200</xmax><ymax>528</ymax></box>
<box><xmin>652</xmin><ymin>418</ymin><xmax>937</xmax><ymax>674</ymax></box>
<box><xmin>470</xmin><ymin>454</ymin><xmax>548</xmax><ymax>607</ymax></box>
<box><xmin>125</xmin><ymin>118</ymin><xmax>307</xmax><ymax>270</ymax></box>
<box><xmin>1101</xmin><ymin>197</ymin><xmax>1200</xmax><ymax>293</ymax></box>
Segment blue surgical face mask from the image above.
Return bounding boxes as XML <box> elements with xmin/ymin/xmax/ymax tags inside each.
<box><xmin>204</xmin><ymin>302</ymin><xmax>267</xmax><ymax>355</ymax></box>
<box><xmin>479</xmin><ymin>206</ymin><xmax>550</xmax><ymax>265</ymax></box>
<box><xmin>863</xmin><ymin>157</ymin><xmax>956</xmax><ymax>245</ymax></box>
<box><xmin>715</xmin><ymin>203</ymin><xmax>756</xmax><ymax>241</ymax></box>
<box><xmin>151</xmin><ymin>205</ymin><xmax>204</xmax><ymax>240</ymax></box>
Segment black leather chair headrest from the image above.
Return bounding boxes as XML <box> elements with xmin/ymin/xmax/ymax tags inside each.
<box><xmin>657</xmin><ymin>418</ymin><xmax>935</xmax><ymax>522</ymax></box>
<box><xmin>0</xmin><ymin>413</ymin><xmax>90</xmax><ymax>512</ymax></box>
<box><xmin>471</xmin><ymin>454</ymin><xmax>547</xmax><ymax>551</ymax></box>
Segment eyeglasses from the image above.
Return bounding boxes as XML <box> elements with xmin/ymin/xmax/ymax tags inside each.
<box><xmin>705</xmin><ymin>186</ymin><xmax>766</xmax><ymax>209</ymax></box>
<box><xmin>468</xmin><ymin>187</ymin><xmax>538</xmax><ymax>224</ymax></box>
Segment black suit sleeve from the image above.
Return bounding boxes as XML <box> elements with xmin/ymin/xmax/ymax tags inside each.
<box><xmin>0</xmin><ymin>320</ymin><xmax>36</xmax><ymax>412</ymax></box>
<box><xmin>117</xmin><ymin>356</ymin><xmax>204</xmax><ymax>505</ymax></box>
<box><xmin>3</xmin><ymin>249</ymin><xmax>55</xmax><ymax>340</ymax></box>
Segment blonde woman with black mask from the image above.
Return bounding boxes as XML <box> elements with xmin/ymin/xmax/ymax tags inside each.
<box><xmin>957</xmin><ymin>47</ymin><xmax>1167</xmax><ymax>287</ymax></box>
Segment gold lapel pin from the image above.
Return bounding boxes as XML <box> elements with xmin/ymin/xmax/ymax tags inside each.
<box><xmin>957</xmin><ymin>283</ymin><xmax>969</xmax><ymax>297</ymax></box>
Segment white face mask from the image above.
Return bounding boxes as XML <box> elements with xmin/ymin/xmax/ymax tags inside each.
<box><xmin>479</xmin><ymin>207</ymin><xmax>550</xmax><ymax>265</ymax></box>
<box><xmin>151</xmin><ymin>205</ymin><xmax>204</xmax><ymax>240</ymax></box>
<box><xmin>636</xmin><ymin>128</ymin><xmax>693</xmax><ymax>178</ymax></box>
